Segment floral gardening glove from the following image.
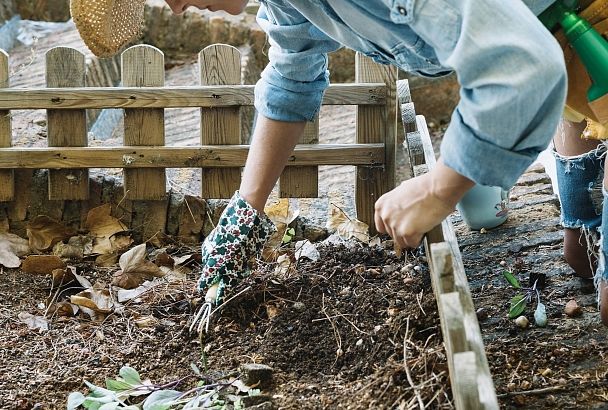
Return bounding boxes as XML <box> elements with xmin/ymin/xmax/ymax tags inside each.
<box><xmin>198</xmin><ymin>191</ymin><xmax>276</xmax><ymax>306</ymax></box>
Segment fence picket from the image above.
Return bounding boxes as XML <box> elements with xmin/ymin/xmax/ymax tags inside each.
<box><xmin>46</xmin><ymin>47</ymin><xmax>89</xmax><ymax>200</ymax></box>
<box><xmin>355</xmin><ymin>54</ymin><xmax>397</xmax><ymax>232</ymax></box>
<box><xmin>280</xmin><ymin>116</ymin><xmax>319</xmax><ymax>198</ymax></box>
<box><xmin>122</xmin><ymin>45</ymin><xmax>166</xmax><ymax>200</ymax></box>
<box><xmin>0</xmin><ymin>49</ymin><xmax>13</xmax><ymax>201</ymax></box>
<box><xmin>199</xmin><ymin>44</ymin><xmax>242</xmax><ymax>198</ymax></box>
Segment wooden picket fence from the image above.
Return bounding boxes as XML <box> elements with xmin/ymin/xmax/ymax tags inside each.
<box><xmin>0</xmin><ymin>44</ymin><xmax>397</xmax><ymax>230</ymax></box>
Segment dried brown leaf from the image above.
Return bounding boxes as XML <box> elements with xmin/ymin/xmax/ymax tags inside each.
<box><xmin>326</xmin><ymin>204</ymin><xmax>369</xmax><ymax>243</ymax></box>
<box><xmin>263</xmin><ymin>199</ymin><xmax>300</xmax><ymax>259</ymax></box>
<box><xmin>85</xmin><ymin>204</ymin><xmax>128</xmax><ymax>255</ymax></box>
<box><xmin>111</xmin><ymin>244</ymin><xmax>164</xmax><ymax>289</ymax></box>
<box><xmin>22</xmin><ymin>255</ymin><xmax>66</xmax><ymax>275</ymax></box>
<box><xmin>26</xmin><ymin>215</ymin><xmax>75</xmax><ymax>252</ymax></box>
<box><xmin>70</xmin><ymin>288</ymin><xmax>113</xmax><ymax>313</ymax></box>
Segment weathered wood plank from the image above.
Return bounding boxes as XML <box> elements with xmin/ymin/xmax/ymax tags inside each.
<box><xmin>122</xmin><ymin>45</ymin><xmax>166</xmax><ymax>200</ymax></box>
<box><xmin>0</xmin><ymin>144</ymin><xmax>385</xmax><ymax>168</ymax></box>
<box><xmin>0</xmin><ymin>49</ymin><xmax>13</xmax><ymax>201</ymax></box>
<box><xmin>280</xmin><ymin>116</ymin><xmax>319</xmax><ymax>198</ymax></box>
<box><xmin>46</xmin><ymin>47</ymin><xmax>89</xmax><ymax>200</ymax></box>
<box><xmin>200</xmin><ymin>44</ymin><xmax>241</xmax><ymax>198</ymax></box>
<box><xmin>430</xmin><ymin>242</ymin><xmax>455</xmax><ymax>294</ymax></box>
<box><xmin>0</xmin><ymin>84</ymin><xmax>387</xmax><ymax>109</ymax></box>
<box><xmin>402</xmin><ymin>113</ymin><xmax>499</xmax><ymax>410</ymax></box>
<box><xmin>355</xmin><ymin>54</ymin><xmax>397</xmax><ymax>232</ymax></box>
<box><xmin>454</xmin><ymin>351</ymin><xmax>482</xmax><ymax>410</ymax></box>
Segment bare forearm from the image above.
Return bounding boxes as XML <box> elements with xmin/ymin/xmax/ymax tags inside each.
<box><xmin>430</xmin><ymin>158</ymin><xmax>475</xmax><ymax>208</ymax></box>
<box><xmin>239</xmin><ymin>115</ymin><xmax>306</xmax><ymax>211</ymax></box>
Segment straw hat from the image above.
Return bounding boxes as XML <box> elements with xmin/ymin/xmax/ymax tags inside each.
<box><xmin>70</xmin><ymin>0</ymin><xmax>146</xmax><ymax>58</ymax></box>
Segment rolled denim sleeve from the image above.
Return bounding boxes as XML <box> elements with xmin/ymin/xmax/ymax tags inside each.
<box><xmin>405</xmin><ymin>0</ymin><xmax>567</xmax><ymax>189</ymax></box>
<box><xmin>255</xmin><ymin>2</ymin><xmax>342</xmax><ymax>122</ymax></box>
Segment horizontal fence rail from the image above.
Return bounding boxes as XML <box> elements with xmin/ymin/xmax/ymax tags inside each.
<box><xmin>0</xmin><ymin>84</ymin><xmax>387</xmax><ymax>109</ymax></box>
<box><xmin>0</xmin><ymin>144</ymin><xmax>385</xmax><ymax>168</ymax></box>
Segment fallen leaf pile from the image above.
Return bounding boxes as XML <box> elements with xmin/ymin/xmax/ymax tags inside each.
<box><xmin>10</xmin><ymin>205</ymin><xmax>197</xmax><ymax>331</ymax></box>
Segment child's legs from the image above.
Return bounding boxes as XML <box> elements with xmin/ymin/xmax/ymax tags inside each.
<box><xmin>553</xmin><ymin>120</ymin><xmax>604</xmax><ymax>279</ymax></box>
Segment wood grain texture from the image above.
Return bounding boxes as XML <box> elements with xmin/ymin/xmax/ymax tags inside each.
<box><xmin>355</xmin><ymin>53</ymin><xmax>397</xmax><ymax>232</ymax></box>
<box><xmin>0</xmin><ymin>49</ymin><xmax>13</xmax><ymax>201</ymax></box>
<box><xmin>0</xmin><ymin>84</ymin><xmax>387</xmax><ymax>109</ymax></box>
<box><xmin>280</xmin><ymin>116</ymin><xmax>319</xmax><ymax>198</ymax></box>
<box><xmin>0</xmin><ymin>144</ymin><xmax>385</xmax><ymax>168</ymax></box>
<box><xmin>200</xmin><ymin>44</ymin><xmax>241</xmax><ymax>198</ymax></box>
<box><xmin>122</xmin><ymin>45</ymin><xmax>166</xmax><ymax>200</ymax></box>
<box><xmin>399</xmin><ymin>110</ymin><xmax>499</xmax><ymax>410</ymax></box>
<box><xmin>46</xmin><ymin>47</ymin><xmax>88</xmax><ymax>200</ymax></box>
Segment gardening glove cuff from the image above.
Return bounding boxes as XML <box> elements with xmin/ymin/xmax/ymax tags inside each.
<box><xmin>198</xmin><ymin>191</ymin><xmax>276</xmax><ymax>305</ymax></box>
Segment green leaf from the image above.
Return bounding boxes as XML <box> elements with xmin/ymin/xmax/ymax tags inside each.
<box><xmin>106</xmin><ymin>379</ymin><xmax>134</xmax><ymax>392</ymax></box>
<box><xmin>503</xmin><ymin>271</ymin><xmax>521</xmax><ymax>289</ymax></box>
<box><xmin>534</xmin><ymin>302</ymin><xmax>548</xmax><ymax>327</ymax></box>
<box><xmin>119</xmin><ymin>366</ymin><xmax>142</xmax><ymax>385</ymax></box>
<box><xmin>67</xmin><ymin>392</ymin><xmax>86</xmax><ymax>410</ymax></box>
<box><xmin>143</xmin><ymin>390</ymin><xmax>182</xmax><ymax>410</ymax></box>
<box><xmin>509</xmin><ymin>294</ymin><xmax>527</xmax><ymax>319</ymax></box>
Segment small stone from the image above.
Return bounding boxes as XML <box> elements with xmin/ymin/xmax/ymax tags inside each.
<box><xmin>266</xmin><ymin>304</ymin><xmax>280</xmax><ymax>319</ymax></box>
<box><xmin>515</xmin><ymin>316</ymin><xmax>529</xmax><ymax>328</ymax></box>
<box><xmin>373</xmin><ymin>325</ymin><xmax>382</xmax><ymax>333</ymax></box>
<box><xmin>565</xmin><ymin>299</ymin><xmax>582</xmax><ymax>317</ymax></box>
<box><xmin>413</xmin><ymin>265</ymin><xmax>421</xmax><ymax>272</ymax></box>
<box><xmin>476</xmin><ymin>308</ymin><xmax>488</xmax><ymax>321</ymax></box>
<box><xmin>383</xmin><ymin>264</ymin><xmax>399</xmax><ymax>274</ymax></box>
<box><xmin>339</xmin><ymin>287</ymin><xmax>352</xmax><ymax>297</ymax></box>
<box><xmin>336</xmin><ymin>348</ymin><xmax>344</xmax><ymax>357</ymax></box>
<box><xmin>292</xmin><ymin>302</ymin><xmax>306</xmax><ymax>312</ymax></box>
<box><xmin>506</xmin><ymin>382</ymin><xmax>517</xmax><ymax>392</ymax></box>
<box><xmin>480</xmin><ymin>228</ymin><xmax>487</xmax><ymax>234</ymax></box>
<box><xmin>388</xmin><ymin>307</ymin><xmax>399</xmax><ymax>316</ymax></box>
<box><xmin>356</xmin><ymin>338</ymin><xmax>363</xmax><ymax>347</ymax></box>
<box><xmin>241</xmin><ymin>363</ymin><xmax>273</xmax><ymax>389</ymax></box>
<box><xmin>499</xmin><ymin>260</ymin><xmax>507</xmax><ymax>267</ymax></box>
<box><xmin>558</xmin><ymin>378</ymin><xmax>567</xmax><ymax>385</ymax></box>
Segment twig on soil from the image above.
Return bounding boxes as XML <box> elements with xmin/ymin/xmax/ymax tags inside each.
<box><xmin>403</xmin><ymin>317</ymin><xmax>425</xmax><ymax>409</ymax></box>
<box><xmin>497</xmin><ymin>385</ymin><xmax>565</xmax><ymax>398</ymax></box>
<box><xmin>416</xmin><ymin>290</ymin><xmax>426</xmax><ymax>316</ymax></box>
<box><xmin>321</xmin><ymin>294</ymin><xmax>343</xmax><ymax>361</ymax></box>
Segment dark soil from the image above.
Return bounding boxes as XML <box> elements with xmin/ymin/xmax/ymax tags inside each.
<box><xmin>0</xmin><ymin>242</ymin><xmax>453</xmax><ymax>409</ymax></box>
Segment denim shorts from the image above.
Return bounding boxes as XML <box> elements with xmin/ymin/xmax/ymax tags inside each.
<box><xmin>554</xmin><ymin>145</ymin><xmax>608</xmax><ymax>281</ymax></box>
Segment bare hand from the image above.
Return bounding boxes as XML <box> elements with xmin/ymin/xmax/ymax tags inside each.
<box><xmin>374</xmin><ymin>160</ymin><xmax>474</xmax><ymax>248</ymax></box>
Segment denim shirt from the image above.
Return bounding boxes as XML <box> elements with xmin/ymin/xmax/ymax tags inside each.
<box><xmin>254</xmin><ymin>0</ymin><xmax>566</xmax><ymax>189</ymax></box>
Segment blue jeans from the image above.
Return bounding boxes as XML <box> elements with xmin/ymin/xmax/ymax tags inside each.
<box><xmin>554</xmin><ymin>145</ymin><xmax>607</xmax><ymax>282</ymax></box>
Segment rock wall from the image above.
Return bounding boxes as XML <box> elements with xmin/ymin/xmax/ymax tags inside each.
<box><xmin>16</xmin><ymin>0</ymin><xmax>71</xmax><ymax>22</ymax></box>
<box><xmin>0</xmin><ymin>0</ymin><xmax>15</xmax><ymax>25</ymax></box>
